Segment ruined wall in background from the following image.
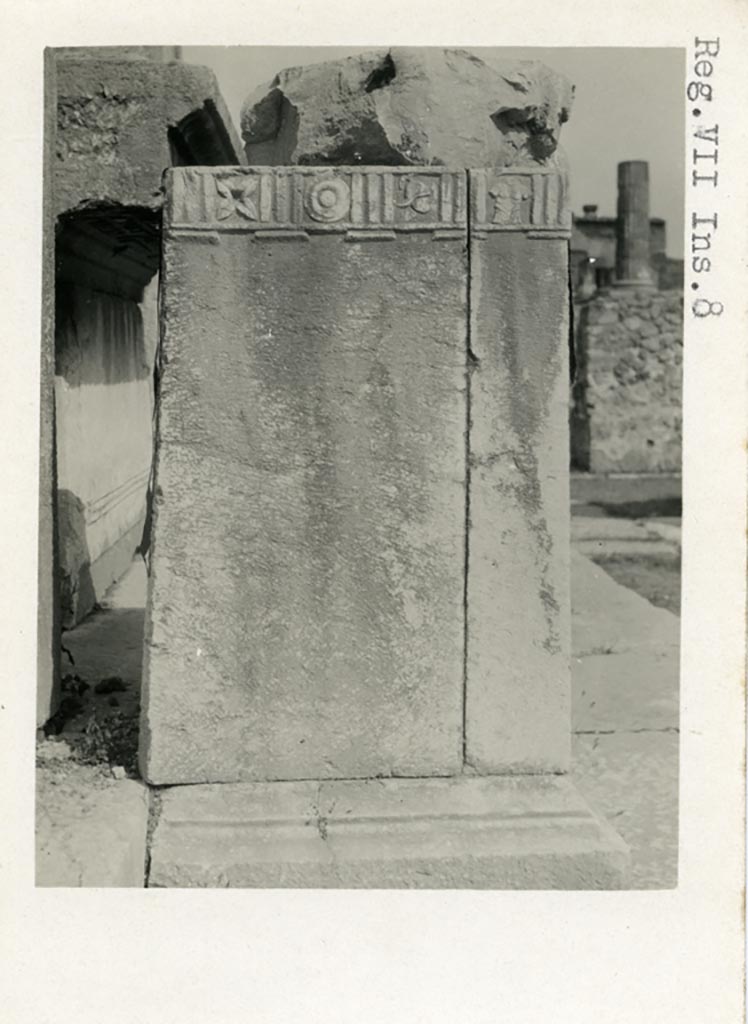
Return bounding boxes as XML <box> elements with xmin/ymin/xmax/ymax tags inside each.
<box><xmin>571</xmin><ymin>288</ymin><xmax>683</xmax><ymax>473</ymax></box>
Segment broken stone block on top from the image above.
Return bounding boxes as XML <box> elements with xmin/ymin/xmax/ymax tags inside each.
<box><xmin>241</xmin><ymin>48</ymin><xmax>573</xmax><ymax>169</ymax></box>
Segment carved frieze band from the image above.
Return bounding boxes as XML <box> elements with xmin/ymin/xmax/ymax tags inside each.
<box><xmin>470</xmin><ymin>169</ymin><xmax>571</xmax><ymax>236</ymax></box>
<box><xmin>168</xmin><ymin>167</ymin><xmax>570</xmax><ymax>238</ymax></box>
<box><xmin>168</xmin><ymin>167</ymin><xmax>467</xmax><ymax>236</ymax></box>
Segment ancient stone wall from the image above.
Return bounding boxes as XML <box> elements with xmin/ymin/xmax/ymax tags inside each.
<box><xmin>571</xmin><ymin>288</ymin><xmax>683</xmax><ymax>473</ymax></box>
<box><xmin>39</xmin><ymin>51</ymin><xmax>243</xmax><ymax>722</ymax></box>
<box><xmin>48</xmin><ymin>54</ymin><xmax>244</xmax><ymax>634</ymax></box>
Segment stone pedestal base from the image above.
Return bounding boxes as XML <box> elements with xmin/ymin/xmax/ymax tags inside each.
<box><xmin>148</xmin><ymin>775</ymin><xmax>629</xmax><ymax>888</ymax></box>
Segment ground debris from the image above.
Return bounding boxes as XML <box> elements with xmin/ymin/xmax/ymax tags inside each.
<box><xmin>95</xmin><ymin>675</ymin><xmax>128</xmax><ymax>695</ymax></box>
<box><xmin>73</xmin><ymin>707</ymin><xmax>140</xmax><ymax>774</ymax></box>
<box><xmin>41</xmin><ymin>665</ymin><xmax>140</xmax><ymax>777</ymax></box>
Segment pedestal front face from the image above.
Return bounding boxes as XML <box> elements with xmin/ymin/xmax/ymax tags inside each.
<box><xmin>142</xmin><ymin>167</ymin><xmax>468</xmax><ymax>784</ymax></box>
<box><xmin>141</xmin><ymin>164</ymin><xmax>574</xmax><ymax>788</ymax></box>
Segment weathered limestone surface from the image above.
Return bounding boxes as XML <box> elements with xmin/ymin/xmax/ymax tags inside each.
<box><xmin>149</xmin><ymin>775</ymin><xmax>629</xmax><ymax>889</ymax></box>
<box><xmin>36</xmin><ymin>764</ymin><xmax>149</xmax><ymax>888</ymax></box>
<box><xmin>467</xmin><ymin>171</ymin><xmax>571</xmax><ymax>773</ymax></box>
<box><xmin>571</xmin><ymin>288</ymin><xmax>683</xmax><ymax>472</ymax></box>
<box><xmin>45</xmin><ymin>51</ymin><xmax>244</xmax><ymax>648</ymax></box>
<box><xmin>53</xmin><ymin>46</ymin><xmax>181</xmax><ymax>63</ymax></box>
<box><xmin>141</xmin><ymin>167</ymin><xmax>468</xmax><ymax>785</ymax></box>
<box><xmin>38</xmin><ymin>50</ymin><xmax>243</xmax><ymax>721</ymax></box>
<box><xmin>241</xmin><ymin>49</ymin><xmax>573</xmax><ymax>170</ymax></box>
<box><xmin>55</xmin><ymin>56</ymin><xmax>243</xmax><ymax>216</ymax></box>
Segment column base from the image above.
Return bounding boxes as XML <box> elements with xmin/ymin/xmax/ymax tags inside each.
<box><xmin>148</xmin><ymin>774</ymin><xmax>630</xmax><ymax>889</ymax></box>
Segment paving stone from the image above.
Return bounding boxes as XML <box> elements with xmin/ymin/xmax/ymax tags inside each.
<box><xmin>574</xmin><ymin>538</ymin><xmax>679</xmax><ymax>560</ymax></box>
<box><xmin>643</xmin><ymin>519</ymin><xmax>682</xmax><ymax>546</ymax></box>
<box><xmin>571</xmin><ymin>549</ymin><xmax>680</xmax><ymax>655</ymax></box>
<box><xmin>570</xmin><ymin>472</ymin><xmax>682</xmax><ymax>508</ymax></box>
<box><xmin>573</xmin><ymin>732</ymin><xmax>678</xmax><ymax>888</ymax></box>
<box><xmin>36</xmin><ymin>764</ymin><xmax>149</xmax><ymax>887</ymax></box>
<box><xmin>573</xmin><ymin>648</ymin><xmax>679</xmax><ymax>732</ymax></box>
<box><xmin>571</xmin><ymin>516</ymin><xmax>658</xmax><ymax>542</ymax></box>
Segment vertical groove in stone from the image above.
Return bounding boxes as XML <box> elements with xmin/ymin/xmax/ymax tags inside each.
<box><xmin>462</xmin><ymin>169</ymin><xmax>473</xmax><ymax>769</ymax></box>
<box><xmin>531</xmin><ymin>173</ymin><xmax>543</xmax><ymax>227</ymax></box>
<box><xmin>382</xmin><ymin>173</ymin><xmax>394</xmax><ymax>222</ymax></box>
<box><xmin>350</xmin><ymin>171</ymin><xmax>364</xmax><ymax>223</ymax></box>
<box><xmin>259</xmin><ymin>173</ymin><xmax>273</xmax><ymax>221</ymax></box>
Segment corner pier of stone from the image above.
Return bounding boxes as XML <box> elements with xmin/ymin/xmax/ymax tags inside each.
<box><xmin>141</xmin><ymin>49</ymin><xmax>630</xmax><ymax>888</ymax></box>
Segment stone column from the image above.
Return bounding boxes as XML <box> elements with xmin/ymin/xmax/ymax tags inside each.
<box><xmin>615</xmin><ymin>160</ymin><xmax>655</xmax><ymax>287</ymax></box>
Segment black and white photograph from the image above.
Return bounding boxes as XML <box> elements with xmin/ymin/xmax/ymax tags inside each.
<box><xmin>3</xmin><ymin>5</ymin><xmax>746</xmax><ymax>1023</ymax></box>
<box><xmin>37</xmin><ymin>43</ymin><xmax>686</xmax><ymax>890</ymax></box>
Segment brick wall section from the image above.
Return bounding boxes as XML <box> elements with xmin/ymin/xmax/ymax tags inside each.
<box><xmin>571</xmin><ymin>288</ymin><xmax>683</xmax><ymax>473</ymax></box>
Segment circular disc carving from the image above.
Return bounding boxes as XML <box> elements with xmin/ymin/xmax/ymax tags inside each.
<box><xmin>305</xmin><ymin>178</ymin><xmax>351</xmax><ymax>222</ymax></box>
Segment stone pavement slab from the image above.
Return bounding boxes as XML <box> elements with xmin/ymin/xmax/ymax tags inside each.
<box><xmin>573</xmin><ymin>649</ymin><xmax>679</xmax><ymax>732</ymax></box>
<box><xmin>575</xmin><ymin>538</ymin><xmax>679</xmax><ymax>559</ymax></box>
<box><xmin>571</xmin><ymin>515</ymin><xmax>681</xmax><ymax>561</ymax></box>
<box><xmin>572</xmin><ymin>516</ymin><xmax>657</xmax><ymax>542</ymax></box>
<box><xmin>36</xmin><ymin>753</ymin><xmax>149</xmax><ymax>887</ymax></box>
<box><xmin>643</xmin><ymin>520</ymin><xmax>682</xmax><ymax>546</ymax></box>
<box><xmin>62</xmin><ymin>557</ymin><xmax>147</xmax><ymax>696</ymax></box>
<box><xmin>570</xmin><ymin>471</ymin><xmax>681</xmax><ymax>507</ymax></box>
<box><xmin>570</xmin><ymin>547</ymin><xmax>679</xmax><ymax>888</ymax></box>
<box><xmin>572</xmin><ymin>732</ymin><xmax>678</xmax><ymax>888</ymax></box>
<box><xmin>571</xmin><ymin>549</ymin><xmax>680</xmax><ymax>656</ymax></box>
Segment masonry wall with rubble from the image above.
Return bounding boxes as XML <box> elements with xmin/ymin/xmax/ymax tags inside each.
<box><xmin>39</xmin><ymin>48</ymin><xmax>244</xmax><ymax>725</ymax></box>
<box><xmin>48</xmin><ymin>52</ymin><xmax>244</xmax><ymax>634</ymax></box>
<box><xmin>571</xmin><ymin>288</ymin><xmax>683</xmax><ymax>473</ymax></box>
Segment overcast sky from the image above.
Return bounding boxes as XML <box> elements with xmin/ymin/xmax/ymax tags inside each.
<box><xmin>183</xmin><ymin>46</ymin><xmax>685</xmax><ymax>257</ymax></box>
